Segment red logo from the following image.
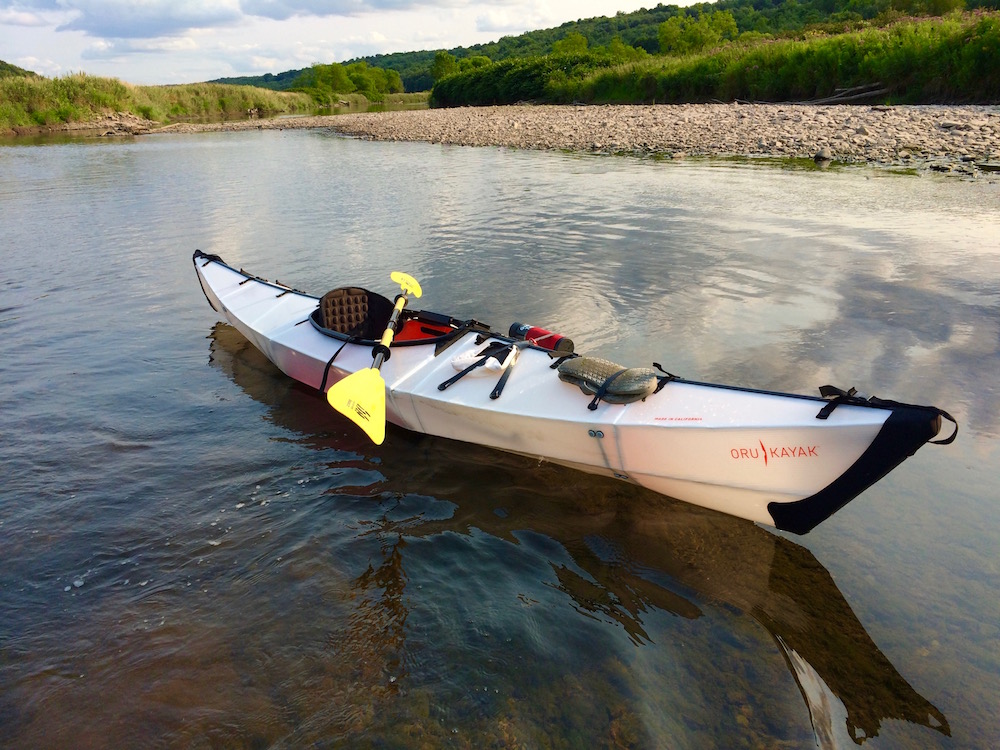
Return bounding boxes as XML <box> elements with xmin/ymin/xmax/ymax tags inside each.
<box><xmin>730</xmin><ymin>441</ymin><xmax>818</xmax><ymax>466</ymax></box>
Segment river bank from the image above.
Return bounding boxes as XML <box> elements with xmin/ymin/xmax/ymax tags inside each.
<box><xmin>331</xmin><ymin>104</ymin><xmax>1000</xmax><ymax>175</ymax></box>
<box><xmin>164</xmin><ymin>103</ymin><xmax>1000</xmax><ymax>176</ymax></box>
<box><xmin>29</xmin><ymin>104</ymin><xmax>1000</xmax><ymax>176</ymax></box>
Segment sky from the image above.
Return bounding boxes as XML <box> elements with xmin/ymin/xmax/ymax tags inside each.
<box><xmin>0</xmin><ymin>0</ymin><xmax>657</xmax><ymax>85</ymax></box>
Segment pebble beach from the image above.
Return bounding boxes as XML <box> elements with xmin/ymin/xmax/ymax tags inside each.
<box><xmin>119</xmin><ymin>103</ymin><xmax>1000</xmax><ymax>176</ymax></box>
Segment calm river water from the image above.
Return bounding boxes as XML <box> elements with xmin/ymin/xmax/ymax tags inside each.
<box><xmin>1</xmin><ymin>129</ymin><xmax>998</xmax><ymax>749</ymax></box>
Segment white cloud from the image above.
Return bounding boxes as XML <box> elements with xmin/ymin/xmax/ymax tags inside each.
<box><xmin>213</xmin><ymin>37</ymin><xmax>339</xmax><ymax>73</ymax></box>
<box><xmin>56</xmin><ymin>1</ymin><xmax>243</xmax><ymax>39</ymax></box>
<box><xmin>247</xmin><ymin>54</ymin><xmax>282</xmax><ymax>70</ymax></box>
<box><xmin>475</xmin><ymin>9</ymin><xmax>539</xmax><ymax>34</ymax></box>
<box><xmin>0</xmin><ymin>1</ymin><xmax>535</xmax><ymax>40</ymax></box>
<box><xmin>13</xmin><ymin>54</ymin><xmax>63</xmax><ymax>76</ymax></box>
<box><xmin>0</xmin><ymin>1</ymin><xmax>657</xmax><ymax>84</ymax></box>
<box><xmin>239</xmin><ymin>1</ymin><xmax>427</xmax><ymax>22</ymax></box>
<box><xmin>81</xmin><ymin>36</ymin><xmax>199</xmax><ymax>61</ymax></box>
<box><xmin>0</xmin><ymin>8</ymin><xmax>48</xmax><ymax>25</ymax></box>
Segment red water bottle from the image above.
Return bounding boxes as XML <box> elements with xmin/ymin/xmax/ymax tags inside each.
<box><xmin>509</xmin><ymin>322</ymin><xmax>574</xmax><ymax>353</ymax></box>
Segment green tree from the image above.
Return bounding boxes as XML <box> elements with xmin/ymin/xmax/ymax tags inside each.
<box><xmin>383</xmin><ymin>67</ymin><xmax>405</xmax><ymax>93</ymax></box>
<box><xmin>290</xmin><ymin>63</ymin><xmax>355</xmax><ymax>101</ymax></box>
<box><xmin>459</xmin><ymin>55</ymin><xmax>493</xmax><ymax>72</ymax></box>
<box><xmin>431</xmin><ymin>51</ymin><xmax>459</xmax><ymax>81</ymax></box>
<box><xmin>605</xmin><ymin>37</ymin><xmax>649</xmax><ymax>62</ymax></box>
<box><xmin>923</xmin><ymin>0</ymin><xmax>966</xmax><ymax>12</ymax></box>
<box><xmin>1</xmin><ymin>59</ymin><xmax>36</xmax><ymax>78</ymax></box>
<box><xmin>553</xmin><ymin>31</ymin><xmax>589</xmax><ymax>55</ymax></box>
<box><xmin>658</xmin><ymin>16</ymin><xmax>687</xmax><ymax>54</ymax></box>
<box><xmin>344</xmin><ymin>61</ymin><xmax>403</xmax><ymax>101</ymax></box>
<box><xmin>292</xmin><ymin>61</ymin><xmax>404</xmax><ymax>103</ymax></box>
<box><xmin>314</xmin><ymin>63</ymin><xmax>354</xmax><ymax>93</ymax></box>
<box><xmin>658</xmin><ymin>11</ymin><xmax>739</xmax><ymax>55</ymax></box>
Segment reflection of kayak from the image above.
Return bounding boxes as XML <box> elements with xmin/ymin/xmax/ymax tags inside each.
<box><xmin>193</xmin><ymin>250</ymin><xmax>956</xmax><ymax>534</ymax></box>
<box><xmin>205</xmin><ymin>320</ymin><xmax>951</xmax><ymax>746</ymax></box>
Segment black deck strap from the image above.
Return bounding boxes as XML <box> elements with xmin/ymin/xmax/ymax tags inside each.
<box><xmin>490</xmin><ymin>367</ymin><xmax>513</xmax><ymax>400</ymax></box>
<box><xmin>549</xmin><ymin>354</ymin><xmax>580</xmax><ymax>370</ymax></box>
<box><xmin>433</xmin><ymin>320</ymin><xmax>491</xmax><ymax>357</ymax></box>
<box><xmin>319</xmin><ymin>339</ymin><xmax>352</xmax><ymax>392</ymax></box>
<box><xmin>550</xmin><ymin>353</ymin><xmax>577</xmax><ymax>369</ymax></box>
<box><xmin>652</xmin><ymin>362</ymin><xmax>679</xmax><ymax>394</ymax></box>
<box><xmin>194</xmin><ymin>249</ymin><xmax>224</xmax><ymax>266</ymax></box>
<box><xmin>816</xmin><ymin>385</ymin><xmax>862</xmax><ymax>419</ymax></box>
<box><xmin>490</xmin><ymin>350</ymin><xmax>522</xmax><ymax>400</ymax></box>
<box><xmin>588</xmin><ymin>369</ymin><xmax>629</xmax><ymax>411</ymax></box>
<box><xmin>438</xmin><ymin>342</ymin><xmax>511</xmax><ymax>391</ymax></box>
<box><xmin>816</xmin><ymin>397</ymin><xmax>849</xmax><ymax>419</ymax></box>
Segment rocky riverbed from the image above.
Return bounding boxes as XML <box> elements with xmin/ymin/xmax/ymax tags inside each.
<box><xmin>141</xmin><ymin>103</ymin><xmax>1000</xmax><ymax>176</ymax></box>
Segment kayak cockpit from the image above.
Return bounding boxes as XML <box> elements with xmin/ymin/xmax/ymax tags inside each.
<box><xmin>310</xmin><ymin>284</ymin><xmax>488</xmax><ymax>348</ymax></box>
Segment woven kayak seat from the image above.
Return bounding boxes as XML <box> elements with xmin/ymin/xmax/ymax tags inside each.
<box><xmin>312</xmin><ymin>287</ymin><xmax>395</xmax><ymax>341</ymax></box>
<box><xmin>558</xmin><ymin>357</ymin><xmax>659</xmax><ymax>409</ymax></box>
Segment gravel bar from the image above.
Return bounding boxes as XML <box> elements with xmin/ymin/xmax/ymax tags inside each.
<box><xmin>159</xmin><ymin>103</ymin><xmax>1000</xmax><ymax>176</ymax></box>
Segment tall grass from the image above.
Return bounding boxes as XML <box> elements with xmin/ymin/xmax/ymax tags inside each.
<box><xmin>430</xmin><ymin>13</ymin><xmax>1000</xmax><ymax>106</ymax></box>
<box><xmin>565</xmin><ymin>13</ymin><xmax>1000</xmax><ymax>103</ymax></box>
<box><xmin>136</xmin><ymin>81</ymin><xmax>313</xmax><ymax>120</ymax></box>
<box><xmin>0</xmin><ymin>73</ymin><xmax>314</xmax><ymax>131</ymax></box>
<box><xmin>431</xmin><ymin>54</ymin><xmax>625</xmax><ymax>108</ymax></box>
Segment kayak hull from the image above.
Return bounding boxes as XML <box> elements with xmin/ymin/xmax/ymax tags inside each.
<box><xmin>193</xmin><ymin>251</ymin><xmax>951</xmax><ymax>533</ymax></box>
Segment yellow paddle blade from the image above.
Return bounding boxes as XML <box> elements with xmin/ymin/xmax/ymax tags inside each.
<box><xmin>390</xmin><ymin>271</ymin><xmax>422</xmax><ymax>298</ymax></box>
<box><xmin>326</xmin><ymin>368</ymin><xmax>387</xmax><ymax>445</ymax></box>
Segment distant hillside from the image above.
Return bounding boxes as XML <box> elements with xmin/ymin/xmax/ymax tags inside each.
<box><xmin>210</xmin><ymin>0</ymin><xmax>1000</xmax><ymax>92</ymax></box>
<box><xmin>207</xmin><ymin>69</ymin><xmax>304</xmax><ymax>91</ymax></box>
<box><xmin>210</xmin><ymin>5</ymin><xmax>675</xmax><ymax>92</ymax></box>
<box><xmin>1</xmin><ymin>59</ymin><xmax>36</xmax><ymax>78</ymax></box>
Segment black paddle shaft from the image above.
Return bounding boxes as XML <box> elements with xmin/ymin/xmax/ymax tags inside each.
<box><xmin>371</xmin><ymin>294</ymin><xmax>411</xmax><ymax>368</ymax></box>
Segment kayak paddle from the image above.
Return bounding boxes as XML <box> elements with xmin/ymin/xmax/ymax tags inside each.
<box><xmin>325</xmin><ymin>271</ymin><xmax>422</xmax><ymax>444</ymax></box>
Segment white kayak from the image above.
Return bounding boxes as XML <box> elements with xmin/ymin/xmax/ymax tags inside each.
<box><xmin>193</xmin><ymin>250</ymin><xmax>956</xmax><ymax>534</ymax></box>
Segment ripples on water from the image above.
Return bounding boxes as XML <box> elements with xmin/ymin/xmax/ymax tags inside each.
<box><xmin>1</xmin><ymin>131</ymin><xmax>998</xmax><ymax>748</ymax></box>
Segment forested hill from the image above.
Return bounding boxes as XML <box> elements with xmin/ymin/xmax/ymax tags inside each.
<box><xmin>211</xmin><ymin>0</ymin><xmax>999</xmax><ymax>92</ymax></box>
<box><xmin>1</xmin><ymin>60</ymin><xmax>36</xmax><ymax>78</ymax></box>
<box><xmin>209</xmin><ymin>4</ymin><xmax>695</xmax><ymax>90</ymax></box>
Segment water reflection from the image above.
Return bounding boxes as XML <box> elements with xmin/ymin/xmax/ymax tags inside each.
<box><xmin>209</xmin><ymin>321</ymin><xmax>950</xmax><ymax>746</ymax></box>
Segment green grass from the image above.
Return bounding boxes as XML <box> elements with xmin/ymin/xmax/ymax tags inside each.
<box><xmin>432</xmin><ymin>12</ymin><xmax>1000</xmax><ymax>106</ymax></box>
<box><xmin>139</xmin><ymin>81</ymin><xmax>312</xmax><ymax>120</ymax></box>
<box><xmin>0</xmin><ymin>73</ymin><xmax>314</xmax><ymax>131</ymax></box>
<box><xmin>382</xmin><ymin>91</ymin><xmax>432</xmax><ymax>105</ymax></box>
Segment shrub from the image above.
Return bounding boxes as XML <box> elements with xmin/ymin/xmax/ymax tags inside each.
<box><xmin>0</xmin><ymin>74</ymin><xmax>314</xmax><ymax>131</ymax></box>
